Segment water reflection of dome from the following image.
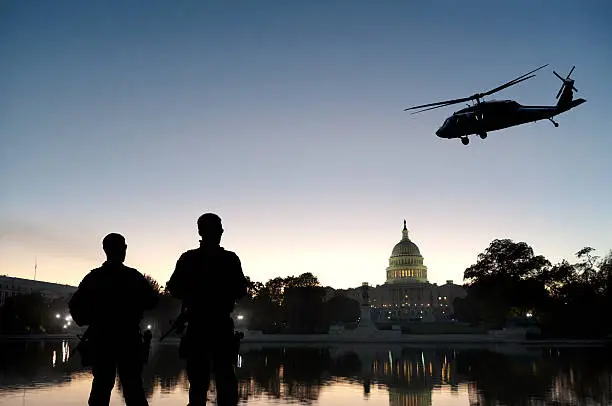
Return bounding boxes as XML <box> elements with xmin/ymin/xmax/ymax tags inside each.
<box><xmin>389</xmin><ymin>389</ymin><xmax>432</xmax><ymax>406</ymax></box>
<box><xmin>366</xmin><ymin>347</ymin><xmax>458</xmax><ymax>406</ymax></box>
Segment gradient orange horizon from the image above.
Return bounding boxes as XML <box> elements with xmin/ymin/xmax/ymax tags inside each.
<box><xmin>1</xmin><ymin>213</ymin><xmax>605</xmax><ymax>289</ymax></box>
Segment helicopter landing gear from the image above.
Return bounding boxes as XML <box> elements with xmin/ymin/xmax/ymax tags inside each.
<box><xmin>478</xmin><ymin>132</ymin><xmax>487</xmax><ymax>139</ymax></box>
<box><xmin>549</xmin><ymin>117</ymin><xmax>559</xmax><ymax>127</ymax></box>
<box><xmin>461</xmin><ymin>136</ymin><xmax>469</xmax><ymax>145</ymax></box>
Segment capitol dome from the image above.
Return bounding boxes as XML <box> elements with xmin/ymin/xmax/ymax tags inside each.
<box><xmin>386</xmin><ymin>220</ymin><xmax>428</xmax><ymax>284</ymax></box>
<box><xmin>392</xmin><ymin>238</ymin><xmax>421</xmax><ymax>257</ymax></box>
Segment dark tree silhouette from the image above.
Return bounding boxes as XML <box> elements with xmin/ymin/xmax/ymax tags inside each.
<box><xmin>143</xmin><ymin>274</ymin><xmax>163</xmax><ymax>295</ymax></box>
<box><xmin>459</xmin><ymin>239</ymin><xmax>612</xmax><ymax>337</ymax></box>
<box><xmin>0</xmin><ymin>293</ymin><xmax>47</xmax><ymax>334</ymax></box>
<box><xmin>245</xmin><ymin>276</ymin><xmax>263</xmax><ymax>298</ymax></box>
<box><xmin>285</xmin><ymin>272</ymin><xmax>320</xmax><ymax>288</ymax></box>
<box><xmin>464</xmin><ymin>239</ymin><xmax>550</xmax><ymax>283</ymax></box>
<box><xmin>323</xmin><ymin>295</ymin><xmax>360</xmax><ymax>323</ymax></box>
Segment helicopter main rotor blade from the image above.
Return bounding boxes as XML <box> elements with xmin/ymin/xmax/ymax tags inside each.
<box><xmin>507</xmin><ymin>63</ymin><xmax>549</xmax><ymax>84</ymax></box>
<box><xmin>480</xmin><ymin>74</ymin><xmax>535</xmax><ymax>98</ymax></box>
<box><xmin>480</xmin><ymin>64</ymin><xmax>548</xmax><ymax>97</ymax></box>
<box><xmin>404</xmin><ymin>96</ymin><xmax>473</xmax><ymax>111</ymax></box>
<box><xmin>403</xmin><ymin>64</ymin><xmax>548</xmax><ymax>113</ymax></box>
<box><xmin>409</xmin><ymin>102</ymin><xmax>457</xmax><ymax>114</ymax></box>
<box><xmin>409</xmin><ymin>73</ymin><xmax>536</xmax><ymax>112</ymax></box>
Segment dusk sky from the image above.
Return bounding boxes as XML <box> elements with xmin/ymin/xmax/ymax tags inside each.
<box><xmin>1</xmin><ymin>1</ymin><xmax>611</xmax><ymax>289</ymax></box>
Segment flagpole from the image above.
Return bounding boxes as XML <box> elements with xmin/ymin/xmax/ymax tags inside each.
<box><xmin>34</xmin><ymin>256</ymin><xmax>37</xmax><ymax>281</ymax></box>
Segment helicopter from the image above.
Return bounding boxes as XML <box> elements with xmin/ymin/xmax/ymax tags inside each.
<box><xmin>404</xmin><ymin>64</ymin><xmax>586</xmax><ymax>145</ymax></box>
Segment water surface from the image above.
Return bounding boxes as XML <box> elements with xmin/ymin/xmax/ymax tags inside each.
<box><xmin>0</xmin><ymin>340</ymin><xmax>610</xmax><ymax>405</ymax></box>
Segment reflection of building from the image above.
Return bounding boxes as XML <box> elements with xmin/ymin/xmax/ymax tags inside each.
<box><xmin>334</xmin><ymin>221</ymin><xmax>466</xmax><ymax>321</ymax></box>
<box><xmin>389</xmin><ymin>388</ymin><xmax>432</xmax><ymax>406</ymax></box>
<box><xmin>0</xmin><ymin>340</ymin><xmax>84</xmax><ymax>388</ymax></box>
<box><xmin>0</xmin><ymin>276</ymin><xmax>76</xmax><ymax>306</ymax></box>
<box><xmin>366</xmin><ymin>347</ymin><xmax>462</xmax><ymax>406</ymax></box>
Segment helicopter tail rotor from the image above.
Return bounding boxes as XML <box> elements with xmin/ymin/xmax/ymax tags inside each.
<box><xmin>554</xmin><ymin>66</ymin><xmax>578</xmax><ymax>99</ymax></box>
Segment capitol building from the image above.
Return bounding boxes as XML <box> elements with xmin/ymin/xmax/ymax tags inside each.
<box><xmin>336</xmin><ymin>220</ymin><xmax>466</xmax><ymax>321</ymax></box>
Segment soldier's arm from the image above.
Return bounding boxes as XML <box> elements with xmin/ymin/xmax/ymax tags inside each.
<box><xmin>68</xmin><ymin>273</ymin><xmax>94</xmax><ymax>327</ymax></box>
<box><xmin>230</xmin><ymin>253</ymin><xmax>248</xmax><ymax>302</ymax></box>
<box><xmin>166</xmin><ymin>253</ymin><xmax>189</xmax><ymax>301</ymax></box>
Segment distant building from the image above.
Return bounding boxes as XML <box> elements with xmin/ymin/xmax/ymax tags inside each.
<box><xmin>335</xmin><ymin>221</ymin><xmax>467</xmax><ymax>321</ymax></box>
<box><xmin>0</xmin><ymin>275</ymin><xmax>76</xmax><ymax>307</ymax></box>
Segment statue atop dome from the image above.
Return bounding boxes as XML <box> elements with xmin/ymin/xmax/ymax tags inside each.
<box><xmin>402</xmin><ymin>219</ymin><xmax>410</xmax><ymax>241</ymax></box>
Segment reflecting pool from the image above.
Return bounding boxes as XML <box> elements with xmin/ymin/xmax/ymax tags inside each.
<box><xmin>0</xmin><ymin>340</ymin><xmax>610</xmax><ymax>405</ymax></box>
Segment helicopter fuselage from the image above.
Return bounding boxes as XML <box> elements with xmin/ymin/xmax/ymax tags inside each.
<box><xmin>405</xmin><ymin>64</ymin><xmax>586</xmax><ymax>145</ymax></box>
<box><xmin>435</xmin><ymin>98</ymin><xmax>586</xmax><ymax>139</ymax></box>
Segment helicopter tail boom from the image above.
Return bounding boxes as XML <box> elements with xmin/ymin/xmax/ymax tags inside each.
<box><xmin>556</xmin><ymin>97</ymin><xmax>586</xmax><ymax>114</ymax></box>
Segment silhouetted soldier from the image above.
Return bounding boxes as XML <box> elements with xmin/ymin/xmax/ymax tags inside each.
<box><xmin>69</xmin><ymin>233</ymin><xmax>159</xmax><ymax>406</ymax></box>
<box><xmin>166</xmin><ymin>213</ymin><xmax>248</xmax><ymax>406</ymax></box>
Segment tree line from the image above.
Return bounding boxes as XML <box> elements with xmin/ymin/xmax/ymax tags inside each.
<box><xmin>236</xmin><ymin>272</ymin><xmax>361</xmax><ymax>333</ymax></box>
<box><xmin>139</xmin><ymin>271</ymin><xmax>361</xmax><ymax>335</ymax></box>
<box><xmin>135</xmin><ymin>272</ymin><xmax>360</xmax><ymax>334</ymax></box>
<box><xmin>0</xmin><ymin>293</ymin><xmax>72</xmax><ymax>334</ymax></box>
<box><xmin>2</xmin><ymin>238</ymin><xmax>610</xmax><ymax>338</ymax></box>
<box><xmin>454</xmin><ymin>239</ymin><xmax>612</xmax><ymax>338</ymax></box>
<box><xmin>0</xmin><ymin>271</ymin><xmax>360</xmax><ymax>335</ymax></box>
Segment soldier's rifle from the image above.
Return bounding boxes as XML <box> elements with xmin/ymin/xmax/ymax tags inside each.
<box><xmin>159</xmin><ymin>306</ymin><xmax>188</xmax><ymax>342</ymax></box>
